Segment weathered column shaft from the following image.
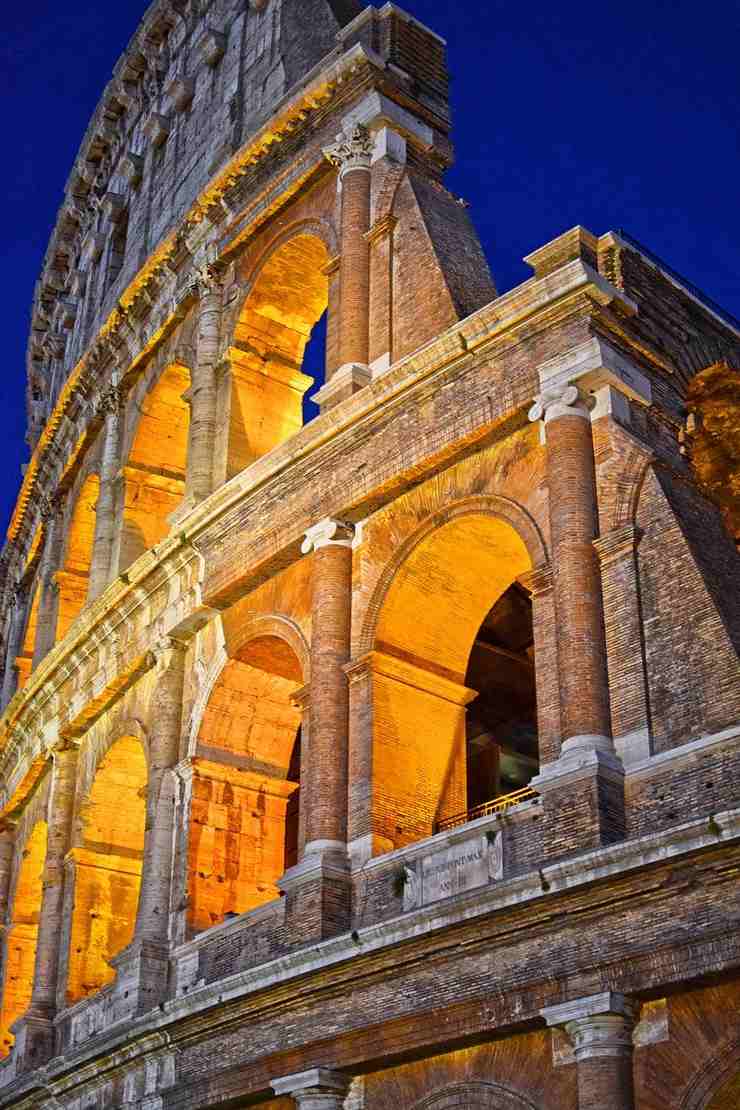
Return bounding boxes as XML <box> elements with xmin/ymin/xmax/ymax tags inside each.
<box><xmin>88</xmin><ymin>386</ymin><xmax>124</xmax><ymax>599</ymax></box>
<box><xmin>302</xmin><ymin>521</ymin><xmax>354</xmax><ymax>849</ymax></box>
<box><xmin>31</xmin><ymin>747</ymin><xmax>78</xmax><ymax>1011</ymax></box>
<box><xmin>33</xmin><ymin>497</ymin><xmax>65</xmax><ymax>667</ymax></box>
<box><xmin>187</xmin><ymin>274</ymin><xmax>222</xmax><ymax>503</ymax></box>
<box><xmin>518</xmin><ymin>566</ymin><xmax>561</xmax><ymax>767</ymax></box>
<box><xmin>324</xmin><ymin>125</ymin><xmax>374</xmax><ymax>376</ymax></box>
<box><xmin>531</xmin><ymin>385</ymin><xmax>611</xmax><ymax>748</ymax></box>
<box><xmin>1</xmin><ymin>596</ymin><xmax>25</xmax><ymax>709</ymax></box>
<box><xmin>542</xmin><ymin>992</ymin><xmax>636</xmax><ymax>1110</ymax></box>
<box><xmin>135</xmin><ymin>641</ymin><xmax>186</xmax><ymax>946</ymax></box>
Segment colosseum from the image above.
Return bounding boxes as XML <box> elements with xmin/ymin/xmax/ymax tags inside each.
<box><xmin>0</xmin><ymin>1</ymin><xmax>738</xmax><ymax>1107</ymax></box>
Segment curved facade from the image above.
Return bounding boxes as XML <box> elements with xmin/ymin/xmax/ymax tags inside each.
<box><xmin>1</xmin><ymin>2</ymin><xmax>740</xmax><ymax>1108</ymax></box>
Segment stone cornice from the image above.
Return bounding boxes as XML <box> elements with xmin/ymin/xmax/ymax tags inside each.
<box><xmin>7</xmin><ymin>804</ymin><xmax>740</xmax><ymax>1105</ymax></box>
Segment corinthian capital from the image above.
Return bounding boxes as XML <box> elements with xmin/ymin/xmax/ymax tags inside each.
<box><xmin>301</xmin><ymin>519</ymin><xmax>355</xmax><ymax>554</ymax></box>
<box><xmin>96</xmin><ymin>383</ymin><xmax>124</xmax><ymax>419</ymax></box>
<box><xmin>323</xmin><ymin>124</ymin><xmax>373</xmax><ymax>179</ymax></box>
<box><xmin>528</xmin><ymin>382</ymin><xmax>595</xmax><ymax>424</ymax></box>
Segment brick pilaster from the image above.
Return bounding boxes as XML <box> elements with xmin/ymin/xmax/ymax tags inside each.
<box><xmin>186</xmin><ymin>268</ymin><xmax>222</xmax><ymax>503</ymax></box>
<box><xmin>594</xmin><ymin>525</ymin><xmax>652</xmax><ymax>765</ymax></box>
<box><xmin>14</xmin><ymin>746</ymin><xmax>78</xmax><ymax>1070</ymax></box>
<box><xmin>272</xmin><ymin>1067</ymin><xmax>351</xmax><ymax>1110</ymax></box>
<box><xmin>279</xmin><ymin>520</ymin><xmax>354</xmax><ymax>940</ymax></box>
<box><xmin>88</xmin><ymin>384</ymin><xmax>124</xmax><ymax>599</ymax></box>
<box><xmin>366</xmin><ymin>214</ymin><xmax>397</xmax><ymax>376</ymax></box>
<box><xmin>542</xmin><ymin>992</ymin><xmax>636</xmax><ymax>1110</ymax></box>
<box><xmin>518</xmin><ymin>564</ymin><xmax>561</xmax><ymax>767</ymax></box>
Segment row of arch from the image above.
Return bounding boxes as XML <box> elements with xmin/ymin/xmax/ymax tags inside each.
<box><xmin>0</xmin><ymin>496</ymin><xmax>548</xmax><ymax>1053</ymax></box>
<box><xmin>10</xmin><ymin>226</ymin><xmax>335</xmax><ymax>700</ymax></box>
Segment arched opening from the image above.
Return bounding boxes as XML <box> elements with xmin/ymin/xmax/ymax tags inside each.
<box><xmin>55</xmin><ymin>473</ymin><xmax>100</xmax><ymax>642</ymax></box>
<box><xmin>119</xmin><ymin>364</ymin><xmax>190</xmax><ymax>572</ymax></box>
<box><xmin>370</xmin><ymin>512</ymin><xmax>537</xmax><ymax>852</ymax></box>
<box><xmin>0</xmin><ymin>821</ymin><xmax>47</xmax><ymax>1056</ymax></box>
<box><xmin>219</xmin><ymin>233</ymin><xmax>328</xmax><ymax>482</ymax></box>
<box><xmin>188</xmin><ymin>634</ymin><xmax>303</xmax><ymax>934</ymax></box>
<box><xmin>66</xmin><ymin>736</ymin><xmax>146</xmax><ymax>1004</ymax></box>
<box><xmin>705</xmin><ymin>1069</ymin><xmax>740</xmax><ymax>1110</ymax></box>
<box><xmin>15</xmin><ymin>586</ymin><xmax>40</xmax><ymax>692</ymax></box>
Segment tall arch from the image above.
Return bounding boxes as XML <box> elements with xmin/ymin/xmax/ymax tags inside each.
<box><xmin>14</xmin><ymin>584</ymin><xmax>41</xmax><ymax>693</ymax></box>
<box><xmin>217</xmin><ymin>230</ymin><xmax>330</xmax><ymax>484</ymax></box>
<box><xmin>55</xmin><ymin>472</ymin><xmax>100</xmax><ymax>642</ymax></box>
<box><xmin>360</xmin><ymin>501</ymin><xmax>541</xmax><ymax>852</ymax></box>
<box><xmin>187</xmin><ymin>624</ymin><xmax>305</xmax><ymax>934</ymax></box>
<box><xmin>411</xmin><ymin>1083</ymin><xmax>539</xmax><ymax>1110</ymax></box>
<box><xmin>119</xmin><ymin>363</ymin><xmax>190</xmax><ymax>572</ymax></box>
<box><xmin>0</xmin><ymin>821</ymin><xmax>47</xmax><ymax>1056</ymax></box>
<box><xmin>66</xmin><ymin>735</ymin><xmax>147</xmax><ymax>1004</ymax></box>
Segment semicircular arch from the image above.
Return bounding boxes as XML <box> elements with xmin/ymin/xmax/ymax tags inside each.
<box><xmin>411</xmin><ymin>1082</ymin><xmax>540</xmax><ymax>1110</ymax></box>
<box><xmin>359</xmin><ymin>494</ymin><xmax>548</xmax><ymax>660</ymax></box>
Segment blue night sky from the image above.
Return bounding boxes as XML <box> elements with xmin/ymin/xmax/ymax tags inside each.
<box><xmin>2</xmin><ymin>0</ymin><xmax>738</xmax><ymax>536</ymax></box>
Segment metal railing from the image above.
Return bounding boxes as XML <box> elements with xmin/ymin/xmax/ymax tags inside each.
<box><xmin>435</xmin><ymin>786</ymin><xmax>539</xmax><ymax>834</ymax></box>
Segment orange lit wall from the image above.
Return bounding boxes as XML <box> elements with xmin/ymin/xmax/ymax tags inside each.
<box><xmin>119</xmin><ymin>364</ymin><xmax>189</xmax><ymax>571</ymax></box>
<box><xmin>188</xmin><ymin>639</ymin><xmax>301</xmax><ymax>933</ymax></box>
<box><xmin>371</xmin><ymin>515</ymin><xmax>531</xmax><ymax>850</ymax></box>
<box><xmin>0</xmin><ymin>821</ymin><xmax>47</xmax><ymax>1055</ymax></box>
<box><xmin>15</xmin><ymin>588</ymin><xmax>40</xmax><ymax>693</ymax></box>
<box><xmin>66</xmin><ymin>737</ymin><xmax>146</xmax><ymax>1004</ymax></box>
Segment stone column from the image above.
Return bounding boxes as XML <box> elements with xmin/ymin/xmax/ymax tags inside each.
<box><xmin>317</xmin><ymin>125</ymin><xmax>374</xmax><ymax>408</ymax></box>
<box><xmin>88</xmin><ymin>383</ymin><xmax>124</xmax><ymax>600</ymax></box>
<box><xmin>32</xmin><ymin>494</ymin><xmax>65</xmax><ymax>667</ymax></box>
<box><xmin>529</xmin><ymin>384</ymin><xmax>624</xmax><ymax>854</ymax></box>
<box><xmin>594</xmin><ymin>524</ymin><xmax>652</xmax><ymax>765</ymax></box>
<box><xmin>118</xmin><ymin>639</ymin><xmax>186</xmax><ymax>1012</ymax></box>
<box><xmin>278</xmin><ymin>521</ymin><xmax>354</xmax><ymax>940</ymax></box>
<box><xmin>542</xmin><ymin>993</ymin><xmax>636</xmax><ymax>1110</ymax></box>
<box><xmin>1</xmin><ymin>592</ymin><xmax>26</xmax><ymax>710</ymax></box>
<box><xmin>272</xmin><ymin>1068</ymin><xmax>350</xmax><ymax>1110</ymax></box>
<box><xmin>186</xmin><ymin>268</ymin><xmax>222</xmax><ymax>504</ymax></box>
<box><xmin>14</xmin><ymin>746</ymin><xmax>78</xmax><ymax>1070</ymax></box>
<box><xmin>301</xmin><ymin>519</ymin><xmax>354</xmax><ymax>853</ymax></box>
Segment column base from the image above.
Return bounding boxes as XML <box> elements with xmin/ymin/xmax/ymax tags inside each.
<box><xmin>11</xmin><ymin>1006</ymin><xmax>55</xmax><ymax>1072</ymax></box>
<box><xmin>532</xmin><ymin>744</ymin><xmax>626</xmax><ymax>861</ymax></box>
<box><xmin>110</xmin><ymin>938</ymin><xmax>170</xmax><ymax>1016</ymax></box>
<box><xmin>278</xmin><ymin>848</ymin><xmax>351</xmax><ymax>943</ymax></box>
<box><xmin>313</xmin><ymin>363</ymin><xmax>371</xmax><ymax>411</ymax></box>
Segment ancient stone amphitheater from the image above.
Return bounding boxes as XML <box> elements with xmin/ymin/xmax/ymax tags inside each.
<box><xmin>0</xmin><ymin>1</ymin><xmax>738</xmax><ymax>1108</ymax></box>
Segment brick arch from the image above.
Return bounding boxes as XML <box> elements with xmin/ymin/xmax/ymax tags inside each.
<box><xmin>611</xmin><ymin>445</ymin><xmax>654</xmax><ymax>531</ymax></box>
<box><xmin>0</xmin><ymin>818</ymin><xmax>47</xmax><ymax>1057</ymax></box>
<box><xmin>185</xmin><ymin>614</ymin><xmax>305</xmax><ymax>932</ymax></box>
<box><xmin>411</xmin><ymin>1082</ymin><xmax>540</xmax><ymax>1110</ymax></box>
<box><xmin>359</xmin><ymin>495</ymin><xmax>548</xmax><ymax>658</ymax></box>
<box><xmin>678</xmin><ymin>1036</ymin><xmax>740</xmax><ymax>1110</ymax></box>
<box><xmin>75</xmin><ymin>717</ymin><xmax>150</xmax><ymax>809</ymax></box>
<box><xmin>237</xmin><ymin>218</ymin><xmax>339</xmax><ymax>300</ymax></box>
<box><xmin>55</xmin><ymin>469</ymin><xmax>101</xmax><ymax>643</ymax></box>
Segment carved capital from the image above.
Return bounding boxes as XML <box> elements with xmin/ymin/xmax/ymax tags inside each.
<box><xmin>301</xmin><ymin>519</ymin><xmax>355</xmax><ymax>554</ymax></box>
<box><xmin>324</xmin><ymin>123</ymin><xmax>374</xmax><ymax>179</ymax></box>
<box><xmin>541</xmin><ymin>992</ymin><xmax>636</xmax><ymax>1061</ymax></box>
<box><xmin>96</xmin><ymin>384</ymin><xmax>125</xmax><ymax>419</ymax></box>
<box><xmin>151</xmin><ymin>636</ymin><xmax>188</xmax><ymax>678</ymax></box>
<box><xmin>529</xmin><ymin>382</ymin><xmax>595</xmax><ymax>424</ymax></box>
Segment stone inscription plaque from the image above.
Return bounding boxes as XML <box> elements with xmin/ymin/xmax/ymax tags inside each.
<box><xmin>403</xmin><ymin>833</ymin><xmax>502</xmax><ymax>911</ymax></box>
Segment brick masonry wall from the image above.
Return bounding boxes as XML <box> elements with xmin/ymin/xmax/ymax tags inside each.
<box><xmin>626</xmin><ymin>742</ymin><xmax>740</xmax><ymax>839</ymax></box>
<box><xmin>636</xmin><ymin>466</ymin><xmax>740</xmax><ymax>753</ymax></box>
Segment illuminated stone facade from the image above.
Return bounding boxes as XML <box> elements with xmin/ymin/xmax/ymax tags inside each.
<box><xmin>0</xmin><ymin>2</ymin><xmax>739</xmax><ymax>1108</ymax></box>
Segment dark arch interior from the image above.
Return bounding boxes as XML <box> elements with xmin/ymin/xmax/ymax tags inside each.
<box><xmin>465</xmin><ymin>583</ymin><xmax>538</xmax><ymax>813</ymax></box>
